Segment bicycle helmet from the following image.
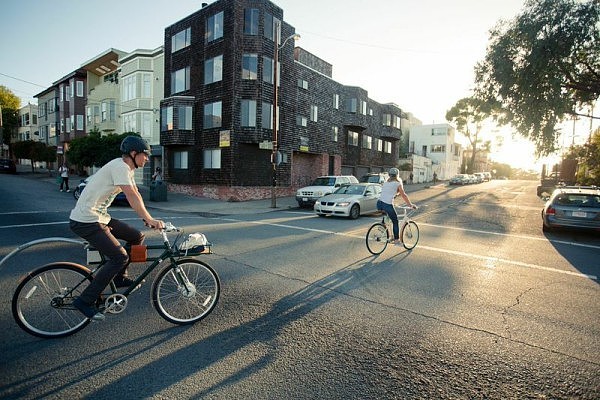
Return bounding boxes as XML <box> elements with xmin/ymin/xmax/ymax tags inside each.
<box><xmin>389</xmin><ymin>167</ymin><xmax>399</xmax><ymax>177</ymax></box>
<box><xmin>120</xmin><ymin>136</ymin><xmax>151</xmax><ymax>168</ymax></box>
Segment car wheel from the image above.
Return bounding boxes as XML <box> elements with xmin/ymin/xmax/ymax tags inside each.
<box><xmin>317</xmin><ymin>213</ymin><xmax>326</xmax><ymax>218</ymax></box>
<box><xmin>349</xmin><ymin>204</ymin><xmax>360</xmax><ymax>219</ymax></box>
<box><xmin>73</xmin><ymin>188</ymin><xmax>81</xmax><ymax>200</ymax></box>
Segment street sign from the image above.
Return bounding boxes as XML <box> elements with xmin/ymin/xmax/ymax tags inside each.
<box><xmin>259</xmin><ymin>141</ymin><xmax>273</xmax><ymax>150</ymax></box>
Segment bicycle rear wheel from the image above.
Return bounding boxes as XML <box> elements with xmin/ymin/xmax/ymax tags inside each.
<box><xmin>366</xmin><ymin>223</ymin><xmax>389</xmax><ymax>255</ymax></box>
<box><xmin>12</xmin><ymin>263</ymin><xmax>93</xmax><ymax>338</ymax></box>
<box><xmin>401</xmin><ymin>221</ymin><xmax>419</xmax><ymax>249</ymax></box>
<box><xmin>152</xmin><ymin>259</ymin><xmax>220</xmax><ymax>325</ymax></box>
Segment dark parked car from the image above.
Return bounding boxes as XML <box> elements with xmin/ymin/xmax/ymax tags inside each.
<box><xmin>541</xmin><ymin>186</ymin><xmax>600</xmax><ymax>232</ymax></box>
<box><xmin>0</xmin><ymin>159</ymin><xmax>17</xmax><ymax>174</ymax></box>
<box><xmin>359</xmin><ymin>172</ymin><xmax>389</xmax><ymax>184</ymax></box>
<box><xmin>73</xmin><ymin>177</ymin><xmax>129</xmax><ymax>206</ymax></box>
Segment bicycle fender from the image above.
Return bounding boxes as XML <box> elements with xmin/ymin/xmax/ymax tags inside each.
<box><xmin>0</xmin><ymin>237</ymin><xmax>87</xmax><ymax>272</ymax></box>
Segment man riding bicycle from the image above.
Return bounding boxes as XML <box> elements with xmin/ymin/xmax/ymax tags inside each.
<box><xmin>376</xmin><ymin>167</ymin><xmax>416</xmax><ymax>245</ymax></box>
<box><xmin>70</xmin><ymin>136</ymin><xmax>164</xmax><ymax>321</ymax></box>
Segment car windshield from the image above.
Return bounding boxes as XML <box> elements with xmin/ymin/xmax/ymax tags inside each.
<box><xmin>312</xmin><ymin>177</ymin><xmax>336</xmax><ymax>186</ymax></box>
<box><xmin>334</xmin><ymin>185</ymin><xmax>364</xmax><ymax>195</ymax></box>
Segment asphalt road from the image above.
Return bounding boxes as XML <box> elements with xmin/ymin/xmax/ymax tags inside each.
<box><xmin>0</xmin><ymin>173</ymin><xmax>598</xmax><ymax>399</ymax></box>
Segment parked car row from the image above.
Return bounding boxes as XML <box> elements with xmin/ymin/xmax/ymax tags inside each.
<box><xmin>0</xmin><ymin>159</ymin><xmax>17</xmax><ymax>174</ymax></box>
<box><xmin>449</xmin><ymin>172</ymin><xmax>491</xmax><ymax>185</ymax></box>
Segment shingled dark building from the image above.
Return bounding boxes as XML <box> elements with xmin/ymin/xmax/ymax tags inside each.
<box><xmin>160</xmin><ymin>0</ymin><xmax>407</xmax><ymax>200</ymax></box>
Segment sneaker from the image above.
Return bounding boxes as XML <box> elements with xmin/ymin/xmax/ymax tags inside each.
<box><xmin>394</xmin><ymin>241</ymin><xmax>404</xmax><ymax>247</ymax></box>
<box><xmin>66</xmin><ymin>189</ymin><xmax>70</xmax><ymax>192</ymax></box>
<box><xmin>73</xmin><ymin>297</ymin><xmax>105</xmax><ymax>321</ymax></box>
<box><xmin>113</xmin><ymin>276</ymin><xmax>136</xmax><ymax>288</ymax></box>
<box><xmin>60</xmin><ymin>189</ymin><xmax>63</xmax><ymax>192</ymax></box>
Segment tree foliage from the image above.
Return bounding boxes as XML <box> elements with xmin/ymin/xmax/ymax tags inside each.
<box><xmin>66</xmin><ymin>131</ymin><xmax>137</xmax><ymax>170</ymax></box>
<box><xmin>0</xmin><ymin>86</ymin><xmax>21</xmax><ymax>156</ymax></box>
<box><xmin>12</xmin><ymin>140</ymin><xmax>57</xmax><ymax>171</ymax></box>
<box><xmin>474</xmin><ymin>0</ymin><xmax>600</xmax><ymax>157</ymax></box>
<box><xmin>446</xmin><ymin>97</ymin><xmax>492</xmax><ymax>173</ymax></box>
<box><xmin>564</xmin><ymin>129</ymin><xmax>600</xmax><ymax>185</ymax></box>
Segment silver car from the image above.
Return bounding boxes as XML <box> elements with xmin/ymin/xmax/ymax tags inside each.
<box><xmin>314</xmin><ymin>183</ymin><xmax>382</xmax><ymax>219</ymax></box>
<box><xmin>541</xmin><ymin>186</ymin><xmax>600</xmax><ymax>232</ymax></box>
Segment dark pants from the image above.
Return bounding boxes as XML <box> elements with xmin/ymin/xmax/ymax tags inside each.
<box><xmin>377</xmin><ymin>200</ymin><xmax>399</xmax><ymax>240</ymax></box>
<box><xmin>60</xmin><ymin>177</ymin><xmax>69</xmax><ymax>191</ymax></box>
<box><xmin>70</xmin><ymin>219</ymin><xmax>144</xmax><ymax>304</ymax></box>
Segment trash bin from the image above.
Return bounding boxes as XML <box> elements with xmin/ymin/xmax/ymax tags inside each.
<box><xmin>149</xmin><ymin>181</ymin><xmax>167</xmax><ymax>202</ymax></box>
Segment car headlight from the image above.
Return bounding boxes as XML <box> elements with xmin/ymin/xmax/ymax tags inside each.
<box><xmin>315</xmin><ymin>191</ymin><xmax>323</xmax><ymax>196</ymax></box>
<box><xmin>337</xmin><ymin>202</ymin><xmax>350</xmax><ymax>207</ymax></box>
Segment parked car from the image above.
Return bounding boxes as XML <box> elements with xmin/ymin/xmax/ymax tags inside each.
<box><xmin>73</xmin><ymin>177</ymin><xmax>129</xmax><ymax>206</ymax></box>
<box><xmin>296</xmin><ymin>175</ymin><xmax>358</xmax><ymax>207</ymax></box>
<box><xmin>359</xmin><ymin>172</ymin><xmax>389</xmax><ymax>184</ymax></box>
<box><xmin>473</xmin><ymin>173</ymin><xmax>485</xmax><ymax>183</ymax></box>
<box><xmin>0</xmin><ymin>159</ymin><xmax>17</xmax><ymax>174</ymax></box>
<box><xmin>449</xmin><ymin>174</ymin><xmax>470</xmax><ymax>185</ymax></box>
<box><xmin>541</xmin><ymin>186</ymin><xmax>600</xmax><ymax>232</ymax></box>
<box><xmin>314</xmin><ymin>183</ymin><xmax>382</xmax><ymax>219</ymax></box>
<box><xmin>482</xmin><ymin>172</ymin><xmax>492</xmax><ymax>181</ymax></box>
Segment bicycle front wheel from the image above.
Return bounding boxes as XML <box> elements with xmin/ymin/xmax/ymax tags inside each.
<box><xmin>401</xmin><ymin>221</ymin><xmax>419</xmax><ymax>250</ymax></box>
<box><xmin>152</xmin><ymin>259</ymin><xmax>220</xmax><ymax>325</ymax></box>
<box><xmin>12</xmin><ymin>263</ymin><xmax>93</xmax><ymax>338</ymax></box>
<box><xmin>366</xmin><ymin>223</ymin><xmax>389</xmax><ymax>255</ymax></box>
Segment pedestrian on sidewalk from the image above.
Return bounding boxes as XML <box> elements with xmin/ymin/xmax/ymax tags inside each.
<box><xmin>59</xmin><ymin>163</ymin><xmax>70</xmax><ymax>192</ymax></box>
<box><xmin>152</xmin><ymin>166</ymin><xmax>163</xmax><ymax>182</ymax></box>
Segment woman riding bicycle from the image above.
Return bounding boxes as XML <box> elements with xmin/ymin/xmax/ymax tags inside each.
<box><xmin>376</xmin><ymin>167</ymin><xmax>416</xmax><ymax>245</ymax></box>
<box><xmin>69</xmin><ymin>136</ymin><xmax>164</xmax><ymax>321</ymax></box>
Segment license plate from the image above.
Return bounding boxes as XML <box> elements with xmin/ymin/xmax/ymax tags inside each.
<box><xmin>302</xmin><ymin>197</ymin><xmax>308</xmax><ymax>202</ymax></box>
<box><xmin>572</xmin><ymin>211</ymin><xmax>587</xmax><ymax>218</ymax></box>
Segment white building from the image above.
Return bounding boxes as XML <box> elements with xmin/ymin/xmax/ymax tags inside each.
<box><xmin>119</xmin><ymin>46</ymin><xmax>165</xmax><ymax>182</ymax></box>
<box><xmin>17</xmin><ymin>103</ymin><xmax>38</xmax><ymax>142</ymax></box>
<box><xmin>409</xmin><ymin>123</ymin><xmax>462</xmax><ymax>180</ymax></box>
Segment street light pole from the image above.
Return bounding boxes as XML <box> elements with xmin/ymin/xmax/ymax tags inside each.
<box><xmin>271</xmin><ymin>23</ymin><xmax>300</xmax><ymax>208</ymax></box>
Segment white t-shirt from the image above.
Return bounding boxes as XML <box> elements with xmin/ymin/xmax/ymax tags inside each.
<box><xmin>70</xmin><ymin>158</ymin><xmax>134</xmax><ymax>224</ymax></box>
<box><xmin>59</xmin><ymin>166</ymin><xmax>69</xmax><ymax>178</ymax></box>
<box><xmin>379</xmin><ymin>179</ymin><xmax>403</xmax><ymax>204</ymax></box>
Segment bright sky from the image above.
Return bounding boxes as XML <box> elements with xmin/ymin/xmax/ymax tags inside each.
<box><xmin>3</xmin><ymin>0</ymin><xmax>592</xmax><ymax>171</ymax></box>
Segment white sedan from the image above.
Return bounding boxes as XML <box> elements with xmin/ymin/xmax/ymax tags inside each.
<box><xmin>314</xmin><ymin>183</ymin><xmax>382</xmax><ymax>219</ymax></box>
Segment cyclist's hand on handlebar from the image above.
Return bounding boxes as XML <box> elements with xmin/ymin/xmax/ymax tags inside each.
<box><xmin>143</xmin><ymin>218</ymin><xmax>165</xmax><ymax>230</ymax></box>
<box><xmin>409</xmin><ymin>204</ymin><xmax>418</xmax><ymax>210</ymax></box>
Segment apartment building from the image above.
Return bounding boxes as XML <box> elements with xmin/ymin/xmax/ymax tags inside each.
<box><xmin>17</xmin><ymin>103</ymin><xmax>38</xmax><ymax>142</ymax></box>
<box><xmin>35</xmin><ymin>87</ymin><xmax>59</xmax><ymax>148</ymax></box>
<box><xmin>53</xmin><ymin>68</ymin><xmax>87</xmax><ymax>159</ymax></box>
<box><xmin>160</xmin><ymin>0</ymin><xmax>409</xmax><ymax>200</ymax></box>
<box><xmin>409</xmin><ymin>123</ymin><xmax>463</xmax><ymax>180</ymax></box>
<box><xmin>119</xmin><ymin>46</ymin><xmax>165</xmax><ymax>182</ymax></box>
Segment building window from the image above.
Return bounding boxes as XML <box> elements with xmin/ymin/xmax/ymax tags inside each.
<box><xmin>310</xmin><ymin>105</ymin><xmax>318</xmax><ymax>122</ymax></box>
<box><xmin>264</xmin><ymin>13</ymin><xmax>280</xmax><ymax>41</ymax></box>
<box><xmin>262</xmin><ymin>102</ymin><xmax>273</xmax><ymax>129</ymax></box>
<box><xmin>376</xmin><ymin>138</ymin><xmax>383</xmax><ymax>152</ymax></box>
<box><xmin>346</xmin><ymin>98</ymin><xmax>357</xmax><ymax>113</ymax></box>
<box><xmin>76</xmin><ymin>115</ymin><xmax>84</xmax><ymax>130</ymax></box>
<box><xmin>205</xmin><ymin>55</ymin><xmax>223</xmax><ymax>84</ymax></box>
<box><xmin>65</xmin><ymin>118</ymin><xmax>71</xmax><ymax>133</ymax></box>
<box><xmin>360</xmin><ymin>100</ymin><xmax>367</xmax><ymax>115</ymax></box>
<box><xmin>171</xmin><ymin>67</ymin><xmax>190</xmax><ymax>94</ymax></box>
<box><xmin>172</xmin><ymin>27</ymin><xmax>191</xmax><ymax>52</ymax></box>
<box><xmin>244</xmin><ymin>9</ymin><xmax>259</xmax><ymax>35</ymax></box>
<box><xmin>394</xmin><ymin>115</ymin><xmax>401</xmax><ymax>128</ymax></box>
<box><xmin>332</xmin><ymin>126</ymin><xmax>338</xmax><ymax>142</ymax></box>
<box><xmin>382</xmin><ymin>114</ymin><xmax>392</xmax><ymax>126</ymax></box>
<box><xmin>123</xmin><ymin>113</ymin><xmax>137</xmax><ymax>132</ymax></box>
<box><xmin>203</xmin><ymin>101</ymin><xmax>222</xmax><ymax>129</ymax></box>
<box><xmin>431</xmin><ymin>144</ymin><xmax>446</xmax><ymax>152</ymax></box>
<box><xmin>242</xmin><ymin>54</ymin><xmax>258</xmax><ymax>80</ymax></box>
<box><xmin>432</xmin><ymin>127</ymin><xmax>447</xmax><ymax>135</ymax></box>
<box><xmin>206</xmin><ymin>11</ymin><xmax>223</xmax><ymax>42</ymax></box>
<box><xmin>161</xmin><ymin>106</ymin><xmax>173</xmax><ymax>131</ymax></box>
<box><xmin>348</xmin><ymin>130</ymin><xmax>359</xmax><ymax>146</ymax></box>
<box><xmin>333</xmin><ymin>94</ymin><xmax>339</xmax><ymax>109</ymax></box>
<box><xmin>123</xmin><ymin>75</ymin><xmax>136</xmax><ymax>101</ymax></box>
<box><xmin>241</xmin><ymin>100</ymin><xmax>257</xmax><ymax>127</ymax></box>
<box><xmin>297</xmin><ymin>79</ymin><xmax>308</xmax><ymax>90</ymax></box>
<box><xmin>141</xmin><ymin>73</ymin><xmax>152</xmax><ymax>98</ymax></box>
<box><xmin>173</xmin><ymin>151</ymin><xmax>188</xmax><ymax>169</ymax></box>
<box><xmin>296</xmin><ymin>115</ymin><xmax>307</xmax><ymax>127</ymax></box>
<box><xmin>204</xmin><ymin>149</ymin><xmax>221</xmax><ymax>169</ymax></box>
<box><xmin>385</xmin><ymin>141</ymin><xmax>392</xmax><ymax>154</ymax></box>
<box><xmin>70</xmin><ymin>81</ymin><xmax>74</xmax><ymax>98</ymax></box>
<box><xmin>141</xmin><ymin>112</ymin><xmax>152</xmax><ymax>137</ymax></box>
<box><xmin>362</xmin><ymin>135</ymin><xmax>372</xmax><ymax>149</ymax></box>
<box><xmin>179</xmin><ymin>106</ymin><xmax>193</xmax><ymax>130</ymax></box>
<box><xmin>263</xmin><ymin>56</ymin><xmax>274</xmax><ymax>84</ymax></box>
<box><xmin>76</xmin><ymin>81</ymin><xmax>84</xmax><ymax>97</ymax></box>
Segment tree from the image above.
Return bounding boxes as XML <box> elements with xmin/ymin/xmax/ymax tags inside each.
<box><xmin>0</xmin><ymin>86</ymin><xmax>21</xmax><ymax>158</ymax></box>
<box><xmin>474</xmin><ymin>0</ymin><xmax>600</xmax><ymax>157</ymax></box>
<box><xmin>12</xmin><ymin>140</ymin><xmax>56</xmax><ymax>172</ymax></box>
<box><xmin>564</xmin><ymin>129</ymin><xmax>600</xmax><ymax>185</ymax></box>
<box><xmin>67</xmin><ymin>131</ymin><xmax>137</xmax><ymax>172</ymax></box>
<box><xmin>446</xmin><ymin>97</ymin><xmax>492</xmax><ymax>174</ymax></box>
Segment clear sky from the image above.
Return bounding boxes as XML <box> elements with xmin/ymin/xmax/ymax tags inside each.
<box><xmin>3</xmin><ymin>0</ymin><xmax>589</xmax><ymax>170</ymax></box>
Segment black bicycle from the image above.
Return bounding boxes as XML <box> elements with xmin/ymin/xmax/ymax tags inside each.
<box><xmin>8</xmin><ymin>223</ymin><xmax>220</xmax><ymax>338</ymax></box>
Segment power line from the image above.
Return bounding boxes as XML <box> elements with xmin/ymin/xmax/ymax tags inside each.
<box><xmin>0</xmin><ymin>72</ymin><xmax>47</xmax><ymax>88</ymax></box>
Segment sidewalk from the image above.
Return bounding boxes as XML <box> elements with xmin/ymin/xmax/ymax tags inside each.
<box><xmin>15</xmin><ymin>164</ymin><xmax>441</xmax><ymax>216</ymax></box>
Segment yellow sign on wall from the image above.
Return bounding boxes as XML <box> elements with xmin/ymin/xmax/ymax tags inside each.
<box><xmin>219</xmin><ymin>130</ymin><xmax>230</xmax><ymax>147</ymax></box>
